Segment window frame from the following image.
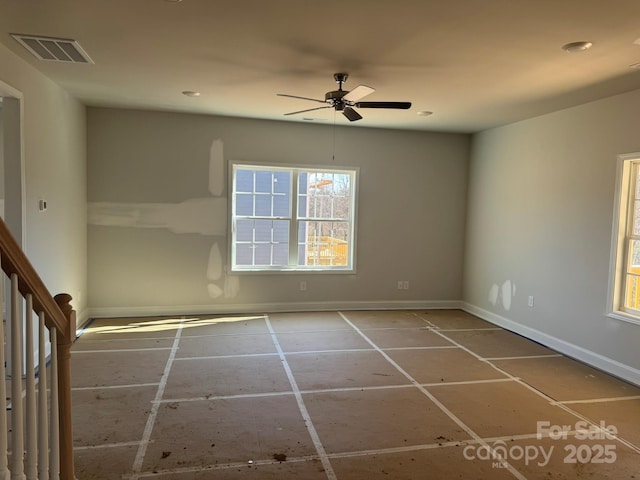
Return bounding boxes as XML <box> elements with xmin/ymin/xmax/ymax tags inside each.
<box><xmin>608</xmin><ymin>153</ymin><xmax>640</xmax><ymax>325</ymax></box>
<box><xmin>228</xmin><ymin>161</ymin><xmax>358</xmax><ymax>273</ymax></box>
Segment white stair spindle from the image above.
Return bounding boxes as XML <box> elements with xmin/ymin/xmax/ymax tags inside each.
<box><xmin>10</xmin><ymin>274</ymin><xmax>25</xmax><ymax>480</ymax></box>
<box><xmin>36</xmin><ymin>313</ymin><xmax>48</xmax><ymax>480</ymax></box>
<box><xmin>24</xmin><ymin>295</ymin><xmax>36</xmax><ymax>480</ymax></box>
<box><xmin>48</xmin><ymin>329</ymin><xmax>59</xmax><ymax>480</ymax></box>
<box><xmin>0</xmin><ymin>269</ymin><xmax>10</xmax><ymax>480</ymax></box>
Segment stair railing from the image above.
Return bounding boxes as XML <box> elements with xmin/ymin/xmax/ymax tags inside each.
<box><xmin>0</xmin><ymin>218</ymin><xmax>76</xmax><ymax>480</ymax></box>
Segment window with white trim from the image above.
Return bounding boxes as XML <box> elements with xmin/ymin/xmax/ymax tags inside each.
<box><xmin>230</xmin><ymin>163</ymin><xmax>357</xmax><ymax>272</ymax></box>
<box><xmin>610</xmin><ymin>154</ymin><xmax>640</xmax><ymax>323</ymax></box>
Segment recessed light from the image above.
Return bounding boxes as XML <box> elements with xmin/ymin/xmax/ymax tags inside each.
<box><xmin>630</xmin><ymin>62</ymin><xmax>640</xmax><ymax>69</ymax></box>
<box><xmin>182</xmin><ymin>90</ymin><xmax>200</xmax><ymax>97</ymax></box>
<box><xmin>561</xmin><ymin>41</ymin><xmax>593</xmax><ymax>53</ymax></box>
<box><xmin>417</xmin><ymin>111</ymin><xmax>433</xmax><ymax>117</ymax></box>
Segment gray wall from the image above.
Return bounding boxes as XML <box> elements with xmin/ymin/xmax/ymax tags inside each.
<box><xmin>87</xmin><ymin>107</ymin><xmax>470</xmax><ymax>315</ymax></box>
<box><xmin>464</xmin><ymin>89</ymin><xmax>640</xmax><ymax>384</ymax></box>
<box><xmin>0</xmin><ymin>42</ymin><xmax>87</xmax><ymax>322</ymax></box>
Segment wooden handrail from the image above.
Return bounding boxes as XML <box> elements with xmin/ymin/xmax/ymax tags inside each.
<box><xmin>0</xmin><ymin>219</ymin><xmax>72</xmax><ymax>342</ymax></box>
<box><xmin>0</xmin><ymin>217</ymin><xmax>76</xmax><ymax>479</ymax></box>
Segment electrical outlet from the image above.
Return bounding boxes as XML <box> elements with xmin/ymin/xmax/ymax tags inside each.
<box><xmin>397</xmin><ymin>281</ymin><xmax>403</xmax><ymax>290</ymax></box>
<box><xmin>528</xmin><ymin>295</ymin><xmax>534</xmax><ymax>307</ymax></box>
<box><xmin>403</xmin><ymin>280</ymin><xmax>410</xmax><ymax>290</ymax></box>
<box><xmin>300</xmin><ymin>281</ymin><xmax>307</xmax><ymax>291</ymax></box>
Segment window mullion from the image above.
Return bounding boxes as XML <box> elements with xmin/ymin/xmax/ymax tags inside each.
<box><xmin>290</xmin><ymin>170</ymin><xmax>299</xmax><ymax>266</ymax></box>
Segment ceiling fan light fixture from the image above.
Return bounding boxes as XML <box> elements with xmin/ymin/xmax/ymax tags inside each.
<box><xmin>561</xmin><ymin>41</ymin><xmax>593</xmax><ymax>53</ymax></box>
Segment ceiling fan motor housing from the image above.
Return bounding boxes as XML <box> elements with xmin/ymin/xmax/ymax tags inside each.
<box><xmin>325</xmin><ymin>89</ymin><xmax>347</xmax><ymax>110</ymax></box>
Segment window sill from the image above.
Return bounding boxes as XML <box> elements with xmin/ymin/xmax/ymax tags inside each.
<box><xmin>231</xmin><ymin>267</ymin><xmax>356</xmax><ymax>275</ymax></box>
<box><xmin>606</xmin><ymin>311</ymin><xmax>640</xmax><ymax>326</ymax></box>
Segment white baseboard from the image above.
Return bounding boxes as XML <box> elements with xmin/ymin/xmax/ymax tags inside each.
<box><xmin>462</xmin><ymin>302</ymin><xmax>640</xmax><ymax>387</ymax></box>
<box><xmin>75</xmin><ymin>308</ymin><xmax>91</xmax><ymax>332</ymax></box>
<box><xmin>88</xmin><ymin>299</ymin><xmax>463</xmax><ymax>320</ymax></box>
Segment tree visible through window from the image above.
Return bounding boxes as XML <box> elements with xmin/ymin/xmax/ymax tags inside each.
<box><xmin>231</xmin><ymin>163</ymin><xmax>357</xmax><ymax>271</ymax></box>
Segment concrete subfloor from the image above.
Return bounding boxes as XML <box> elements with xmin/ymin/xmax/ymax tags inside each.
<box><xmin>71</xmin><ymin>310</ymin><xmax>640</xmax><ymax>479</ymax></box>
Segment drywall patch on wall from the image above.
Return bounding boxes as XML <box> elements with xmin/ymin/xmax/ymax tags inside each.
<box><xmin>88</xmin><ymin>138</ymin><xmax>238</xmax><ymax>299</ymax></box>
<box><xmin>488</xmin><ymin>279</ymin><xmax>516</xmax><ymax>311</ymax></box>
<box><xmin>207</xmin><ymin>243</ymin><xmax>223</xmax><ymax>281</ymax></box>
<box><xmin>88</xmin><ymin>198</ymin><xmax>227</xmax><ymax>235</ymax></box>
<box><xmin>209</xmin><ymin>139</ymin><xmax>224</xmax><ymax>196</ymax></box>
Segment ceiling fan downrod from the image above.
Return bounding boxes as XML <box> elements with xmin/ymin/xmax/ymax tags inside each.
<box><xmin>325</xmin><ymin>73</ymin><xmax>349</xmax><ymax>110</ymax></box>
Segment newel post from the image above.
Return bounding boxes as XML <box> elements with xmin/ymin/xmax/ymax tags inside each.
<box><xmin>54</xmin><ymin>293</ymin><xmax>76</xmax><ymax>480</ymax></box>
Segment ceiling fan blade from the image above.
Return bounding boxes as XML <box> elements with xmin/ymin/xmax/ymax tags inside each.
<box><xmin>343</xmin><ymin>85</ymin><xmax>375</xmax><ymax>103</ymax></box>
<box><xmin>342</xmin><ymin>106</ymin><xmax>362</xmax><ymax>122</ymax></box>
<box><xmin>277</xmin><ymin>93</ymin><xmax>327</xmax><ymax>104</ymax></box>
<box><xmin>284</xmin><ymin>105</ymin><xmax>332</xmax><ymax>116</ymax></box>
<box><xmin>355</xmin><ymin>101</ymin><xmax>412</xmax><ymax>109</ymax></box>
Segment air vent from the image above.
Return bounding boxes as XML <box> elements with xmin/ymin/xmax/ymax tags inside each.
<box><xmin>10</xmin><ymin>34</ymin><xmax>94</xmax><ymax>64</ymax></box>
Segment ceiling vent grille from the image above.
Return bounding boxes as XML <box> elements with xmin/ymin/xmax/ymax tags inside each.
<box><xmin>10</xmin><ymin>34</ymin><xmax>94</xmax><ymax>64</ymax></box>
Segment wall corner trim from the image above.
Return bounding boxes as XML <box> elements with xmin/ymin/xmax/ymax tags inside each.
<box><xmin>462</xmin><ymin>303</ymin><xmax>640</xmax><ymax>387</ymax></box>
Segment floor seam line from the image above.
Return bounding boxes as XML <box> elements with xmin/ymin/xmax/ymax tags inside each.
<box><xmin>72</xmin><ymin>347</ymin><xmax>173</xmax><ymax>354</ymax></box>
<box><xmin>156</xmin><ymin>377</ymin><xmax>520</xmax><ymax>404</ymax></box>
<box><xmin>72</xmin><ymin>382</ymin><xmax>160</xmax><ymax>391</ymax></box>
<box><xmin>265</xmin><ymin>314</ymin><xmax>337</xmax><ymax>480</ymax></box>
<box><xmin>337</xmin><ymin>311</ymin><xmax>528</xmax><ymax>480</ymax></box>
<box><xmin>483</xmin><ymin>354</ymin><xmax>563</xmax><ymax>361</ymax></box>
<box><xmin>411</xmin><ymin>312</ymin><xmax>640</xmax><ymax>456</ymax></box>
<box><xmin>129</xmin><ymin>318</ymin><xmax>185</xmax><ymax>479</ymax></box>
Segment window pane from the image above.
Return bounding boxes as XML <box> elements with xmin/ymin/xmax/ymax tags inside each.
<box><xmin>274</xmin><ymin>171</ymin><xmax>291</xmax><ymax>194</ymax></box>
<box><xmin>234</xmin><ymin>219</ymin><xmax>290</xmax><ymax>267</ymax></box>
<box><xmin>273</xmin><ymin>195</ymin><xmax>290</xmax><ymax>217</ymax></box>
<box><xmin>273</xmin><ymin>220</ymin><xmax>289</xmax><ymax>243</ymax></box>
<box><xmin>625</xmin><ymin>274</ymin><xmax>640</xmax><ymax>310</ymax></box>
<box><xmin>634</xmin><ymin>200</ymin><xmax>640</xmax><ymax>235</ymax></box>
<box><xmin>255</xmin><ymin>171</ymin><xmax>273</xmax><ymax>193</ymax></box>
<box><xmin>331</xmin><ymin>173</ymin><xmax>352</xmax><ymax>220</ymax></box>
<box><xmin>299</xmin><ymin>171</ymin><xmax>352</xmax><ymax>220</ymax></box>
<box><xmin>273</xmin><ymin>243</ymin><xmax>289</xmax><ymax>266</ymax></box>
<box><xmin>236</xmin><ymin>193</ymin><xmax>254</xmax><ymax>216</ymax></box>
<box><xmin>254</xmin><ymin>244</ymin><xmax>272</xmax><ymax>265</ymax></box>
<box><xmin>255</xmin><ymin>194</ymin><xmax>272</xmax><ymax>216</ymax></box>
<box><xmin>236</xmin><ymin>219</ymin><xmax>253</xmax><ymax>242</ymax></box>
<box><xmin>298</xmin><ymin>220</ymin><xmax>350</xmax><ymax>266</ymax></box>
<box><xmin>254</xmin><ymin>220</ymin><xmax>272</xmax><ymax>242</ymax></box>
<box><xmin>298</xmin><ymin>193</ymin><xmax>308</xmax><ymax>218</ymax></box>
<box><xmin>236</xmin><ymin>244</ymin><xmax>254</xmax><ymax>266</ymax></box>
<box><xmin>236</xmin><ymin>169</ymin><xmax>254</xmax><ymax>193</ymax></box>
<box><xmin>624</xmin><ymin>239</ymin><xmax>640</xmax><ymax>310</ymax></box>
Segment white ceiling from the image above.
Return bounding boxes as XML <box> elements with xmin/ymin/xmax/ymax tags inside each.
<box><xmin>2</xmin><ymin>0</ymin><xmax>640</xmax><ymax>132</ymax></box>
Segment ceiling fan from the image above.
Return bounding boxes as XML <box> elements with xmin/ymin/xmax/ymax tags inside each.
<box><xmin>277</xmin><ymin>72</ymin><xmax>411</xmax><ymax>122</ymax></box>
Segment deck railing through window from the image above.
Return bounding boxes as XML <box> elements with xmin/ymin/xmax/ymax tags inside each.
<box><xmin>0</xmin><ymin>218</ymin><xmax>76</xmax><ymax>479</ymax></box>
<box><xmin>306</xmin><ymin>236</ymin><xmax>348</xmax><ymax>266</ymax></box>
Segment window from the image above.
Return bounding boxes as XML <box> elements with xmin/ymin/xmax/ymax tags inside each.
<box><xmin>230</xmin><ymin>163</ymin><xmax>357</xmax><ymax>272</ymax></box>
<box><xmin>609</xmin><ymin>154</ymin><xmax>640</xmax><ymax>324</ymax></box>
